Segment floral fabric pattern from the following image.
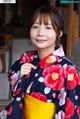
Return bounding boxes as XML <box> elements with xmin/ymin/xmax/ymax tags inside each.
<box><xmin>0</xmin><ymin>48</ymin><xmax>80</xmax><ymax>119</ymax></box>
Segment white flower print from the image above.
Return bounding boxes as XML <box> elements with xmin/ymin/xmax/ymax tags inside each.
<box><xmin>63</xmin><ymin>64</ymin><xmax>67</xmax><ymax>68</ymax></box>
<box><xmin>38</xmin><ymin>77</ymin><xmax>44</xmax><ymax>82</ymax></box>
<box><xmin>58</xmin><ymin>88</ymin><xmax>66</xmax><ymax>106</ymax></box>
<box><xmin>0</xmin><ymin>110</ymin><xmax>7</xmax><ymax>119</ymax></box>
<box><xmin>26</xmin><ymin>82</ymin><xmax>33</xmax><ymax>94</ymax></box>
<box><xmin>55</xmin><ymin>110</ymin><xmax>65</xmax><ymax>119</ymax></box>
<box><xmin>16</xmin><ymin>97</ymin><xmax>21</xmax><ymax>101</ymax></box>
<box><xmin>47</xmin><ymin>99</ymin><xmax>52</xmax><ymax>102</ymax></box>
<box><xmin>44</xmin><ymin>87</ymin><xmax>51</xmax><ymax>94</ymax></box>
<box><xmin>13</xmin><ymin>79</ymin><xmax>21</xmax><ymax>92</ymax></box>
<box><xmin>11</xmin><ymin>73</ymin><xmax>19</xmax><ymax>90</ymax></box>
<box><xmin>11</xmin><ymin>73</ymin><xmax>18</xmax><ymax>81</ymax></box>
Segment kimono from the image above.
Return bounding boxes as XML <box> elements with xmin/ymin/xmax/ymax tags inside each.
<box><xmin>0</xmin><ymin>46</ymin><xmax>80</xmax><ymax>119</ymax></box>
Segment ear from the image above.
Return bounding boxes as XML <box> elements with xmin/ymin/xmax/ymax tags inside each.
<box><xmin>59</xmin><ymin>31</ymin><xmax>63</xmax><ymax>38</ymax></box>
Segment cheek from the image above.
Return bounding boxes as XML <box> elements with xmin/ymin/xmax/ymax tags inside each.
<box><xmin>30</xmin><ymin>30</ymin><xmax>35</xmax><ymax>43</ymax></box>
<box><xmin>48</xmin><ymin>33</ymin><xmax>57</xmax><ymax>40</ymax></box>
<box><xmin>30</xmin><ymin>29</ymin><xmax>36</xmax><ymax>39</ymax></box>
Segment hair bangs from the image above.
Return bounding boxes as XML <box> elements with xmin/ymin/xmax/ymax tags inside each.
<box><xmin>37</xmin><ymin>13</ymin><xmax>51</xmax><ymax>25</ymax></box>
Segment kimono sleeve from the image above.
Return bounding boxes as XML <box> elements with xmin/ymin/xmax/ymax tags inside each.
<box><xmin>8</xmin><ymin>54</ymin><xmax>24</xmax><ymax>98</ymax></box>
<box><xmin>55</xmin><ymin>65</ymin><xmax>80</xmax><ymax>119</ymax></box>
<box><xmin>8</xmin><ymin>50</ymin><xmax>36</xmax><ymax>98</ymax></box>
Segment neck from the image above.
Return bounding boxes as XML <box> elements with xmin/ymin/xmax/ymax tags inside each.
<box><xmin>37</xmin><ymin>48</ymin><xmax>55</xmax><ymax>60</ymax></box>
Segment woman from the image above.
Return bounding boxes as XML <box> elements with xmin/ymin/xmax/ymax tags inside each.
<box><xmin>0</xmin><ymin>5</ymin><xmax>80</xmax><ymax>119</ymax></box>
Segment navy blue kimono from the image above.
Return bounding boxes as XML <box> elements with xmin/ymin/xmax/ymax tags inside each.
<box><xmin>0</xmin><ymin>47</ymin><xmax>80</xmax><ymax>119</ymax></box>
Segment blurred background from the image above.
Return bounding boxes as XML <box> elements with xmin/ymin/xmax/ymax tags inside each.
<box><xmin>0</xmin><ymin>0</ymin><xmax>80</xmax><ymax>110</ymax></box>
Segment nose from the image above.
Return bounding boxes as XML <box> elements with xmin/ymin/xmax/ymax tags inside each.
<box><xmin>38</xmin><ymin>27</ymin><xmax>44</xmax><ymax>36</ymax></box>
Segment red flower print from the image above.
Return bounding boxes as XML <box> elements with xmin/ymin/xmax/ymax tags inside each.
<box><xmin>7</xmin><ymin>105</ymin><xmax>13</xmax><ymax>115</ymax></box>
<box><xmin>43</xmin><ymin>64</ymin><xmax>65</xmax><ymax>90</ymax></box>
<box><xmin>19</xmin><ymin>104</ymin><xmax>23</xmax><ymax>109</ymax></box>
<box><xmin>65</xmin><ymin>66</ymin><xmax>79</xmax><ymax>90</ymax></box>
<box><xmin>39</xmin><ymin>54</ymin><xmax>59</xmax><ymax>68</ymax></box>
<box><xmin>52</xmin><ymin>93</ymin><xmax>57</xmax><ymax>98</ymax></box>
<box><xmin>24</xmin><ymin>73</ymin><xmax>30</xmax><ymax>78</ymax></box>
<box><xmin>30</xmin><ymin>92</ymin><xmax>47</xmax><ymax>102</ymax></box>
<box><xmin>65</xmin><ymin>98</ymin><xmax>75</xmax><ymax>119</ymax></box>
<box><xmin>77</xmin><ymin>106</ymin><xmax>80</xmax><ymax>118</ymax></box>
<box><xmin>8</xmin><ymin>69</ymin><xmax>13</xmax><ymax>74</ymax></box>
<box><xmin>22</xmin><ymin>93</ymin><xmax>24</xmax><ymax>98</ymax></box>
<box><xmin>13</xmin><ymin>88</ymin><xmax>22</xmax><ymax>97</ymax></box>
<box><xmin>20</xmin><ymin>50</ymin><xmax>36</xmax><ymax>63</ymax></box>
<box><xmin>76</xmin><ymin>76</ymin><xmax>80</xmax><ymax>85</ymax></box>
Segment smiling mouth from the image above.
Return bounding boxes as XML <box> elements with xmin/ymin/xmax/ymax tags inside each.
<box><xmin>36</xmin><ymin>40</ymin><xmax>47</xmax><ymax>43</ymax></box>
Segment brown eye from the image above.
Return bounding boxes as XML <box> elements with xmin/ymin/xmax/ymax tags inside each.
<box><xmin>46</xmin><ymin>26</ymin><xmax>53</xmax><ymax>29</ymax></box>
<box><xmin>32</xmin><ymin>25</ymin><xmax>38</xmax><ymax>29</ymax></box>
<box><xmin>46</xmin><ymin>27</ymin><xmax>52</xmax><ymax>29</ymax></box>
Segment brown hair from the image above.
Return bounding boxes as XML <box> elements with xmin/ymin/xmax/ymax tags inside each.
<box><xmin>27</xmin><ymin>5</ymin><xmax>64</xmax><ymax>48</ymax></box>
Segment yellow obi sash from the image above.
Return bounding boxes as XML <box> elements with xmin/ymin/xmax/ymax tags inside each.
<box><xmin>23</xmin><ymin>93</ymin><xmax>56</xmax><ymax>119</ymax></box>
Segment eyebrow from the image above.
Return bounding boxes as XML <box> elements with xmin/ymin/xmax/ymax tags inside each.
<box><xmin>34</xmin><ymin>22</ymin><xmax>39</xmax><ymax>24</ymax></box>
<box><xmin>34</xmin><ymin>22</ymin><xmax>52</xmax><ymax>26</ymax></box>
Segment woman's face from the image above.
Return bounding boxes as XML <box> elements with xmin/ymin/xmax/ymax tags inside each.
<box><xmin>30</xmin><ymin>16</ymin><xmax>57</xmax><ymax>51</ymax></box>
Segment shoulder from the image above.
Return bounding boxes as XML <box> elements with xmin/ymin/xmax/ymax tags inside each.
<box><xmin>59</xmin><ymin>56</ymin><xmax>80</xmax><ymax>73</ymax></box>
<box><xmin>60</xmin><ymin>56</ymin><xmax>76</xmax><ymax>67</ymax></box>
<box><xmin>20</xmin><ymin>50</ymin><xmax>36</xmax><ymax>63</ymax></box>
<box><xmin>8</xmin><ymin>50</ymin><xmax>36</xmax><ymax>75</ymax></box>
<box><xmin>21</xmin><ymin>50</ymin><xmax>36</xmax><ymax>57</ymax></box>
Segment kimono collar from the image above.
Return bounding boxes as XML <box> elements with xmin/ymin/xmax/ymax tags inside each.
<box><xmin>53</xmin><ymin>45</ymin><xmax>65</xmax><ymax>57</ymax></box>
<box><xmin>38</xmin><ymin>46</ymin><xmax>65</xmax><ymax>69</ymax></box>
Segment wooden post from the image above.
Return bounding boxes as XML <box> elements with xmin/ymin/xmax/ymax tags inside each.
<box><xmin>67</xmin><ymin>3</ymin><xmax>73</xmax><ymax>56</ymax></box>
<box><xmin>78</xmin><ymin>3</ymin><xmax>80</xmax><ymax>36</ymax></box>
